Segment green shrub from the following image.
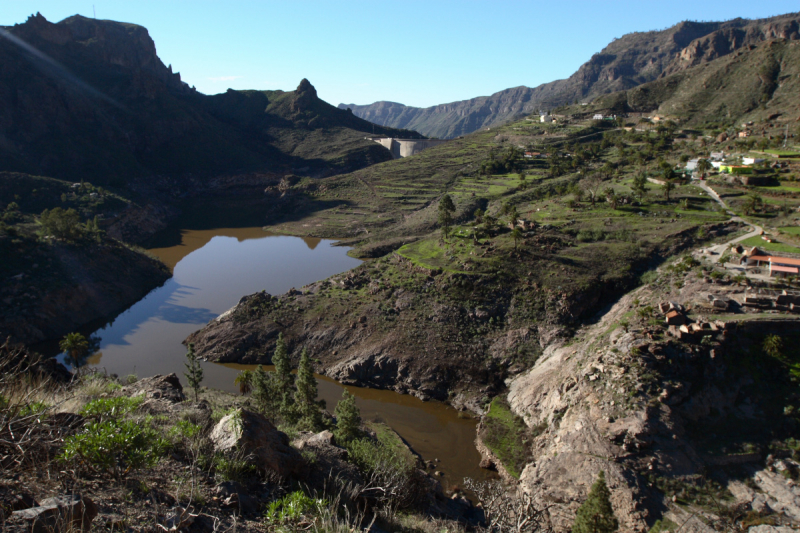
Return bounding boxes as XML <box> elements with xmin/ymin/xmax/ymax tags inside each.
<box><xmin>60</xmin><ymin>418</ymin><xmax>168</xmax><ymax>478</ymax></box>
<box><xmin>37</xmin><ymin>207</ymin><xmax>84</xmax><ymax>240</ymax></box>
<box><xmin>213</xmin><ymin>453</ymin><xmax>255</xmax><ymax>483</ymax></box>
<box><xmin>265</xmin><ymin>491</ymin><xmax>327</xmax><ymax>527</ymax></box>
<box><xmin>345</xmin><ymin>438</ymin><xmax>408</xmax><ymax>475</ymax></box>
<box><xmin>80</xmin><ymin>396</ymin><xmax>143</xmax><ymax>421</ymax></box>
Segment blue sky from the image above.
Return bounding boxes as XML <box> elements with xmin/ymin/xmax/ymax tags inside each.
<box><xmin>2</xmin><ymin>1</ymin><xmax>797</xmax><ymax>108</ymax></box>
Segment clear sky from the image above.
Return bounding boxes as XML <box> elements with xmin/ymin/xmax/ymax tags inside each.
<box><xmin>2</xmin><ymin>1</ymin><xmax>797</xmax><ymax>108</ymax></box>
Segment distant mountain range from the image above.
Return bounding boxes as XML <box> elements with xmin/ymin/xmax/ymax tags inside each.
<box><xmin>339</xmin><ymin>13</ymin><xmax>800</xmax><ymax>139</ymax></box>
<box><xmin>0</xmin><ymin>14</ymin><xmax>420</xmax><ymax>187</ymax></box>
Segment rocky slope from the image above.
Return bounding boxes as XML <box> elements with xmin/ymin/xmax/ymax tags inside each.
<box><xmin>583</xmin><ymin>38</ymin><xmax>800</xmax><ymax>127</ymax></box>
<box><xmin>0</xmin><ymin>13</ymin><xmax>418</xmax><ymax>187</ymax></box>
<box><xmin>340</xmin><ymin>13</ymin><xmax>800</xmax><ymax>138</ymax></box>
<box><xmin>505</xmin><ymin>263</ymin><xmax>800</xmax><ymax>531</ymax></box>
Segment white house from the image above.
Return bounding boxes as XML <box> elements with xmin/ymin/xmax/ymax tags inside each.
<box><xmin>711</xmin><ymin>161</ymin><xmax>723</xmax><ymax>169</ymax></box>
<box><xmin>593</xmin><ymin>114</ymin><xmax>605</xmax><ymax>120</ymax></box>
<box><xmin>742</xmin><ymin>157</ymin><xmax>765</xmax><ymax>165</ymax></box>
<box><xmin>710</xmin><ymin>152</ymin><xmax>725</xmax><ymax>161</ymax></box>
<box><xmin>686</xmin><ymin>159</ymin><xmax>699</xmax><ymax>171</ymax></box>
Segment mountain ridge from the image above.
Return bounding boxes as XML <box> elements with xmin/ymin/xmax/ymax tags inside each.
<box><xmin>0</xmin><ymin>13</ymin><xmax>419</xmax><ymax>188</ymax></box>
<box><xmin>340</xmin><ymin>12</ymin><xmax>800</xmax><ymax>138</ymax></box>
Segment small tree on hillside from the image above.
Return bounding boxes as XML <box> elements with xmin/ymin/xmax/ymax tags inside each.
<box><xmin>511</xmin><ymin>227</ymin><xmax>523</xmax><ymax>251</ymax></box>
<box><xmin>742</xmin><ymin>193</ymin><xmax>764</xmax><ymax>216</ymax></box>
<box><xmin>662</xmin><ymin>179</ymin><xmax>675</xmax><ymax>202</ymax></box>
<box><xmin>272</xmin><ymin>333</ymin><xmax>297</xmax><ymax>422</ymax></box>
<box><xmin>572</xmin><ymin>471</ymin><xmax>618</xmax><ymax>533</ymax></box>
<box><xmin>334</xmin><ymin>389</ymin><xmax>361</xmax><ymax>442</ymax></box>
<box><xmin>632</xmin><ymin>173</ymin><xmax>648</xmax><ymax>200</ymax></box>
<box><xmin>252</xmin><ymin>365</ymin><xmax>281</xmax><ymax>422</ymax></box>
<box><xmin>580</xmin><ymin>175</ymin><xmax>604</xmax><ymax>207</ymax></box>
<box><xmin>438</xmin><ymin>194</ymin><xmax>456</xmax><ymax>240</ymax></box>
<box><xmin>763</xmin><ymin>334</ymin><xmax>783</xmax><ymax>358</ymax></box>
<box><xmin>184</xmin><ymin>343</ymin><xmax>204</xmax><ymax>402</ymax></box>
<box><xmin>38</xmin><ymin>207</ymin><xmax>83</xmax><ymax>240</ymax></box>
<box><xmin>295</xmin><ymin>349</ymin><xmax>323</xmax><ymax>431</ymax></box>
<box><xmin>234</xmin><ymin>369</ymin><xmax>254</xmax><ymax>395</ymax></box>
<box><xmin>697</xmin><ymin>158</ymin><xmax>712</xmax><ymax>178</ymax></box>
<box><xmin>59</xmin><ymin>332</ymin><xmax>90</xmax><ymax>371</ymax></box>
<box><xmin>604</xmin><ymin>187</ymin><xmax>619</xmax><ymax>210</ymax></box>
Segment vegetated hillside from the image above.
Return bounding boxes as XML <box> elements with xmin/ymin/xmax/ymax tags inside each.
<box><xmin>582</xmin><ymin>39</ymin><xmax>800</xmax><ymax>128</ymax></box>
<box><xmin>339</xmin><ymin>13</ymin><xmax>800</xmax><ymax>138</ymax></box>
<box><xmin>0</xmin><ymin>13</ymin><xmax>418</xmax><ymax>187</ymax></box>
<box><xmin>186</xmin><ymin>112</ymin><xmax>742</xmax><ymax>404</ymax></box>
<box><xmin>0</xmin><ymin>172</ymin><xmax>171</xmax><ymax>345</ymax></box>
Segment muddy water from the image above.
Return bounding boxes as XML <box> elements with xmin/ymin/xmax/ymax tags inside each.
<box><xmin>67</xmin><ymin>226</ymin><xmax>491</xmax><ymax>488</ymax></box>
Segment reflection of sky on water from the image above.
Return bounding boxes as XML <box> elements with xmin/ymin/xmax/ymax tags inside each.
<box><xmin>61</xmin><ymin>229</ymin><xmax>361</xmax><ymax>382</ymax></box>
<box><xmin>52</xmin><ymin>227</ymin><xmax>491</xmax><ymax>488</ymax></box>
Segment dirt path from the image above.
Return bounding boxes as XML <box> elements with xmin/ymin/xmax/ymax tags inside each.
<box><xmin>694</xmin><ymin>181</ymin><xmax>763</xmax><ymax>263</ymax></box>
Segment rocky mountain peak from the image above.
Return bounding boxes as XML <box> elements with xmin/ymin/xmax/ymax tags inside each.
<box><xmin>292</xmin><ymin>78</ymin><xmax>318</xmax><ymax>112</ymax></box>
<box><xmin>296</xmin><ymin>78</ymin><xmax>317</xmax><ymax>96</ymax></box>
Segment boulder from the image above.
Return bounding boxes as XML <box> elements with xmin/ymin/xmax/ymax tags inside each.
<box><xmin>292</xmin><ymin>430</ymin><xmax>335</xmax><ymax>450</ymax></box>
<box><xmin>9</xmin><ymin>494</ymin><xmax>97</xmax><ymax>533</ymax></box>
<box><xmin>209</xmin><ymin>409</ymin><xmax>304</xmax><ymax>478</ymax></box>
<box><xmin>122</xmin><ymin>373</ymin><xmax>185</xmax><ymax>403</ymax></box>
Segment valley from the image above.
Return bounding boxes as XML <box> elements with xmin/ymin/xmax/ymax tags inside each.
<box><xmin>2</xmin><ymin>8</ymin><xmax>800</xmax><ymax>533</ymax></box>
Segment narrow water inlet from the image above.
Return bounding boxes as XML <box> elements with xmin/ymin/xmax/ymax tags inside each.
<box><xmin>50</xmin><ymin>226</ymin><xmax>493</xmax><ymax>489</ymax></box>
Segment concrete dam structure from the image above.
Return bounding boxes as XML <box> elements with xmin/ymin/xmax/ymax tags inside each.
<box><xmin>368</xmin><ymin>137</ymin><xmax>448</xmax><ymax>159</ymax></box>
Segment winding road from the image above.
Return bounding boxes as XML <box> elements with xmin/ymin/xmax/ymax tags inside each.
<box><xmin>693</xmin><ymin>181</ymin><xmax>763</xmax><ymax>263</ymax></box>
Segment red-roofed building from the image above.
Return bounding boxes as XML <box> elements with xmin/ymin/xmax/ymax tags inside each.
<box><xmin>744</xmin><ymin>254</ymin><xmax>800</xmax><ymax>277</ymax></box>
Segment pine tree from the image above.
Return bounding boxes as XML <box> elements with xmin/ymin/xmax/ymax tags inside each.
<box><xmin>272</xmin><ymin>334</ymin><xmax>297</xmax><ymax>422</ymax></box>
<box><xmin>252</xmin><ymin>365</ymin><xmax>281</xmax><ymax>421</ymax></box>
<box><xmin>438</xmin><ymin>194</ymin><xmax>455</xmax><ymax>240</ymax></box>
<box><xmin>295</xmin><ymin>349</ymin><xmax>322</xmax><ymax>431</ymax></box>
<box><xmin>334</xmin><ymin>389</ymin><xmax>361</xmax><ymax>442</ymax></box>
<box><xmin>572</xmin><ymin>471</ymin><xmax>618</xmax><ymax>533</ymax></box>
<box><xmin>184</xmin><ymin>343</ymin><xmax>204</xmax><ymax>402</ymax></box>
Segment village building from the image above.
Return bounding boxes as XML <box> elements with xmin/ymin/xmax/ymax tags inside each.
<box><xmin>709</xmin><ymin>152</ymin><xmax>725</xmax><ymax>161</ymax></box>
<box><xmin>720</xmin><ymin>164</ymin><xmax>753</xmax><ymax>175</ymax></box>
<box><xmin>742</xmin><ymin>157</ymin><xmax>765</xmax><ymax>165</ymax></box>
<box><xmin>743</xmin><ymin>254</ymin><xmax>800</xmax><ymax>277</ymax></box>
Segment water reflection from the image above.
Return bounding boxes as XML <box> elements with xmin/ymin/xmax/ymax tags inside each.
<box><xmin>50</xmin><ymin>226</ymin><xmax>490</xmax><ymax>489</ymax></box>
<box><xmin>150</xmin><ymin>228</ymin><xmax>326</xmax><ymax>271</ymax></box>
<box><xmin>221</xmin><ymin>363</ymin><xmax>492</xmax><ymax>489</ymax></box>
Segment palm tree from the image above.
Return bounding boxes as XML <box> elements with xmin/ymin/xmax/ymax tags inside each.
<box><xmin>763</xmin><ymin>335</ymin><xmax>783</xmax><ymax>358</ymax></box>
<box><xmin>604</xmin><ymin>187</ymin><xmax>619</xmax><ymax>210</ymax></box>
<box><xmin>742</xmin><ymin>193</ymin><xmax>764</xmax><ymax>216</ymax></box>
<box><xmin>234</xmin><ymin>370</ymin><xmax>254</xmax><ymax>395</ymax></box>
<box><xmin>59</xmin><ymin>332</ymin><xmax>90</xmax><ymax>370</ymax></box>
<box><xmin>696</xmin><ymin>158</ymin><xmax>712</xmax><ymax>179</ymax></box>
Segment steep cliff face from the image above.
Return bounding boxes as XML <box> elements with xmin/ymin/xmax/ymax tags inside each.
<box><xmin>340</xmin><ymin>13</ymin><xmax>800</xmax><ymax>139</ymax></box>
<box><xmin>0</xmin><ymin>14</ymin><xmax>417</xmax><ymax>187</ymax></box>
<box><xmin>666</xmin><ymin>14</ymin><xmax>800</xmax><ymax>73</ymax></box>
<box><xmin>589</xmin><ymin>39</ymin><xmax>800</xmax><ymax>126</ymax></box>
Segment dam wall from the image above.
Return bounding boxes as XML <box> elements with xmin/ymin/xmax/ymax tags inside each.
<box><xmin>369</xmin><ymin>137</ymin><xmax>448</xmax><ymax>159</ymax></box>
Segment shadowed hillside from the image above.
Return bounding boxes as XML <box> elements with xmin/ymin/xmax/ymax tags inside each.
<box><xmin>0</xmin><ymin>14</ymin><xmax>420</xmax><ymax>187</ymax></box>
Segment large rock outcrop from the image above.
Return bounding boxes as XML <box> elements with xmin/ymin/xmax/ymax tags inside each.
<box><xmin>209</xmin><ymin>409</ymin><xmax>305</xmax><ymax>479</ymax></box>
